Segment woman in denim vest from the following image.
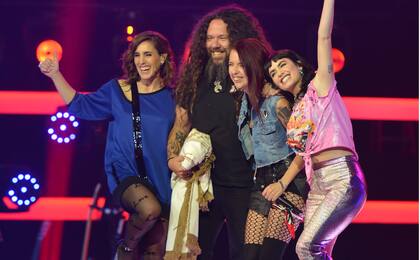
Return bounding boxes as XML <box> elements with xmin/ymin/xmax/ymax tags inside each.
<box><xmin>228</xmin><ymin>38</ymin><xmax>309</xmax><ymax>260</ymax></box>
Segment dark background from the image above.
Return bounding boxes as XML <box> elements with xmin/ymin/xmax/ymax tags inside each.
<box><xmin>0</xmin><ymin>0</ymin><xmax>418</xmax><ymax>259</ymax></box>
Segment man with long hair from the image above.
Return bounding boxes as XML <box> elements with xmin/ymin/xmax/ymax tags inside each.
<box><xmin>167</xmin><ymin>5</ymin><xmax>270</xmax><ymax>259</ymax></box>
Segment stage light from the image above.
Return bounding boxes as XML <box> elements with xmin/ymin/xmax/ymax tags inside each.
<box><xmin>36</xmin><ymin>39</ymin><xmax>63</xmax><ymax>62</ymax></box>
<box><xmin>332</xmin><ymin>48</ymin><xmax>345</xmax><ymax>73</ymax></box>
<box><xmin>47</xmin><ymin>111</ymin><xmax>79</xmax><ymax>144</ymax></box>
<box><xmin>1</xmin><ymin>171</ymin><xmax>41</xmax><ymax>212</ymax></box>
<box><xmin>126</xmin><ymin>25</ymin><xmax>134</xmax><ymax>42</ymax></box>
<box><xmin>126</xmin><ymin>26</ymin><xmax>134</xmax><ymax>35</ymax></box>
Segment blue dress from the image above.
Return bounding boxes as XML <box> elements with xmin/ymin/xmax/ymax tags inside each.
<box><xmin>68</xmin><ymin>79</ymin><xmax>175</xmax><ymax>205</ymax></box>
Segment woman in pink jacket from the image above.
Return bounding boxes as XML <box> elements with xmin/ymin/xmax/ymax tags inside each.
<box><xmin>262</xmin><ymin>0</ymin><xmax>367</xmax><ymax>259</ymax></box>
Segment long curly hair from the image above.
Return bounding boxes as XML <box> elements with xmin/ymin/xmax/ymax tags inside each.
<box><xmin>264</xmin><ymin>49</ymin><xmax>315</xmax><ymax>107</ymax></box>
<box><xmin>121</xmin><ymin>31</ymin><xmax>175</xmax><ymax>86</ymax></box>
<box><xmin>176</xmin><ymin>4</ymin><xmax>270</xmax><ymax>113</ymax></box>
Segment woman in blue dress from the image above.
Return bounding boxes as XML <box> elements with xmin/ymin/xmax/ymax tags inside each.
<box><xmin>39</xmin><ymin>31</ymin><xmax>176</xmax><ymax>260</ymax></box>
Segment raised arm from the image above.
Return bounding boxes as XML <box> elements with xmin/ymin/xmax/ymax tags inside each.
<box><xmin>38</xmin><ymin>52</ymin><xmax>76</xmax><ymax>104</ymax></box>
<box><xmin>313</xmin><ymin>0</ymin><xmax>335</xmax><ymax>96</ymax></box>
<box><xmin>167</xmin><ymin>105</ymin><xmax>192</xmax><ymax>174</ymax></box>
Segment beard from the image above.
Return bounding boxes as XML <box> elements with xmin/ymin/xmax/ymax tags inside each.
<box><xmin>205</xmin><ymin>57</ymin><xmax>228</xmax><ymax>84</ymax></box>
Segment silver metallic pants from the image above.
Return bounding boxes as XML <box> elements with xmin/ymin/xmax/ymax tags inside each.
<box><xmin>296</xmin><ymin>156</ymin><xmax>367</xmax><ymax>260</ymax></box>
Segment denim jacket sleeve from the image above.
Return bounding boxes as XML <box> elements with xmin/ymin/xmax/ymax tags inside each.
<box><xmin>237</xmin><ymin>94</ymin><xmax>253</xmax><ymax>161</ymax></box>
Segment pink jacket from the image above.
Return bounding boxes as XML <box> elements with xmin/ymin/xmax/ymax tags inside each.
<box><xmin>286</xmin><ymin>80</ymin><xmax>358</xmax><ymax>179</ymax></box>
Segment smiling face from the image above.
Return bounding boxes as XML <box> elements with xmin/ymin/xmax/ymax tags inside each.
<box><xmin>228</xmin><ymin>49</ymin><xmax>248</xmax><ymax>92</ymax></box>
<box><xmin>206</xmin><ymin>19</ymin><xmax>231</xmax><ymax>65</ymax></box>
<box><xmin>268</xmin><ymin>58</ymin><xmax>302</xmax><ymax>96</ymax></box>
<box><xmin>134</xmin><ymin>40</ymin><xmax>165</xmax><ymax>84</ymax></box>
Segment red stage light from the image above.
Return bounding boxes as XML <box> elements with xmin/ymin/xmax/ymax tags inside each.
<box><xmin>353</xmin><ymin>200</ymin><xmax>418</xmax><ymax>224</ymax></box>
<box><xmin>0</xmin><ymin>197</ymin><xmax>414</xmax><ymax>224</ymax></box>
<box><xmin>36</xmin><ymin>40</ymin><xmax>63</xmax><ymax>62</ymax></box>
<box><xmin>127</xmin><ymin>36</ymin><xmax>134</xmax><ymax>42</ymax></box>
<box><xmin>0</xmin><ymin>91</ymin><xmax>417</xmax><ymax>121</ymax></box>
<box><xmin>332</xmin><ymin>48</ymin><xmax>345</xmax><ymax>73</ymax></box>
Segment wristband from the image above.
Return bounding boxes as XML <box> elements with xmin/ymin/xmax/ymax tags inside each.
<box><xmin>278</xmin><ymin>179</ymin><xmax>286</xmax><ymax>191</ymax></box>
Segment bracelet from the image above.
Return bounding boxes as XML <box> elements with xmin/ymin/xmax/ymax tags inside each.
<box><xmin>278</xmin><ymin>179</ymin><xmax>286</xmax><ymax>191</ymax></box>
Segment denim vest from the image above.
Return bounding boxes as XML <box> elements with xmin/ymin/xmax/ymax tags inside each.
<box><xmin>238</xmin><ymin>94</ymin><xmax>294</xmax><ymax>169</ymax></box>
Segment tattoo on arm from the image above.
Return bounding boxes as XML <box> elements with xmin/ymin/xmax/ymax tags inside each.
<box><xmin>167</xmin><ymin>130</ymin><xmax>187</xmax><ymax>159</ymax></box>
<box><xmin>167</xmin><ymin>105</ymin><xmax>191</xmax><ymax>159</ymax></box>
<box><xmin>276</xmin><ymin>106</ymin><xmax>292</xmax><ymax>129</ymax></box>
<box><xmin>328</xmin><ymin>64</ymin><xmax>333</xmax><ymax>74</ymax></box>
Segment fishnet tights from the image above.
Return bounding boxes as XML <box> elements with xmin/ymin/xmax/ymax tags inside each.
<box><xmin>245</xmin><ymin>192</ymin><xmax>305</xmax><ymax>245</ymax></box>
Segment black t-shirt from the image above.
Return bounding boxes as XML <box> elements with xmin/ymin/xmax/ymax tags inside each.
<box><xmin>191</xmin><ymin>76</ymin><xmax>253</xmax><ymax>188</ymax></box>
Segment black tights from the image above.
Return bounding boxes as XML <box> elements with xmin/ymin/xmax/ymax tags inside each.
<box><xmin>118</xmin><ymin>183</ymin><xmax>167</xmax><ymax>260</ymax></box>
<box><xmin>244</xmin><ymin>238</ymin><xmax>288</xmax><ymax>260</ymax></box>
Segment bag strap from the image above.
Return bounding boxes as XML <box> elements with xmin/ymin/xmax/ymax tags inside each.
<box><xmin>130</xmin><ymin>83</ymin><xmax>148</xmax><ymax>181</ymax></box>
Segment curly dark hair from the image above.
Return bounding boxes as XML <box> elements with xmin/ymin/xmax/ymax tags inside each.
<box><xmin>176</xmin><ymin>4</ymin><xmax>270</xmax><ymax>113</ymax></box>
<box><xmin>264</xmin><ymin>49</ymin><xmax>315</xmax><ymax>107</ymax></box>
<box><xmin>121</xmin><ymin>31</ymin><xmax>175</xmax><ymax>86</ymax></box>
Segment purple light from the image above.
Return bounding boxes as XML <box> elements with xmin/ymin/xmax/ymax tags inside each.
<box><xmin>48</xmin><ymin>111</ymin><xmax>78</xmax><ymax>144</ymax></box>
<box><xmin>9</xmin><ymin>171</ymin><xmax>40</xmax><ymax>208</ymax></box>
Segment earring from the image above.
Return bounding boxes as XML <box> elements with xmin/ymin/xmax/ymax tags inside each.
<box><xmin>299</xmin><ymin>67</ymin><xmax>304</xmax><ymax>77</ymax></box>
